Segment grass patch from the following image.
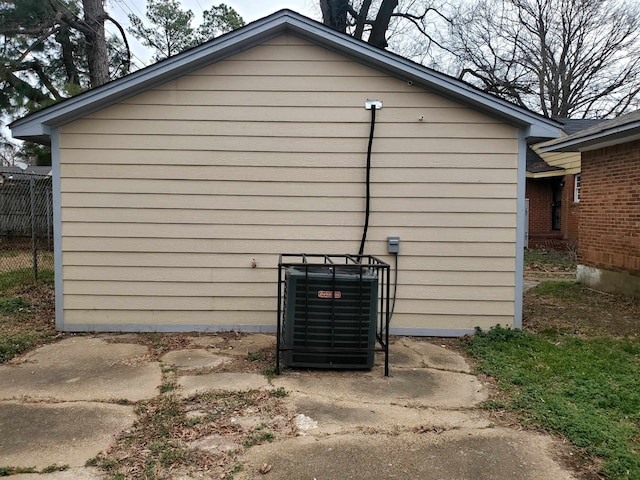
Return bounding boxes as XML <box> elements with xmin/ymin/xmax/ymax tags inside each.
<box><xmin>0</xmin><ymin>333</ymin><xmax>47</xmax><ymax>363</ymax></box>
<box><xmin>269</xmin><ymin>387</ymin><xmax>287</xmax><ymax>398</ymax></box>
<box><xmin>0</xmin><ymin>283</ymin><xmax>57</xmax><ymax>363</ymax></box>
<box><xmin>0</xmin><ymin>268</ymin><xmax>54</xmax><ymax>292</ymax></box>
<box><xmin>464</xmin><ymin>326</ymin><xmax>640</xmax><ymax>479</ymax></box>
<box><xmin>0</xmin><ymin>466</ymin><xmax>37</xmax><ymax>475</ymax></box>
<box><xmin>524</xmin><ymin>248</ymin><xmax>576</xmax><ymax>271</ymax></box>
<box><xmin>532</xmin><ymin>280</ymin><xmax>584</xmax><ymax>299</ymax></box>
<box><xmin>243</xmin><ymin>429</ymin><xmax>274</xmax><ymax>448</ymax></box>
<box><xmin>0</xmin><ymin>464</ymin><xmax>67</xmax><ymax>476</ymax></box>
<box><xmin>0</xmin><ymin>297</ymin><xmax>29</xmax><ymax>315</ymax></box>
<box><xmin>40</xmin><ymin>464</ymin><xmax>69</xmax><ymax>473</ymax></box>
<box><xmin>247</xmin><ymin>351</ymin><xmax>265</xmax><ymax>362</ymax></box>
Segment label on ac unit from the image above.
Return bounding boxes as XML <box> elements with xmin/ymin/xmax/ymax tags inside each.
<box><xmin>317</xmin><ymin>290</ymin><xmax>342</xmax><ymax>299</ymax></box>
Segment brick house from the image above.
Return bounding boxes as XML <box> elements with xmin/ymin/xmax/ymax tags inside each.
<box><xmin>526</xmin><ymin>119</ymin><xmax>602</xmax><ymax>249</ymax></box>
<box><xmin>542</xmin><ymin>110</ymin><xmax>640</xmax><ymax>297</ymax></box>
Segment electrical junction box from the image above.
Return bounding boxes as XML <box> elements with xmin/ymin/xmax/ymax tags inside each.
<box><xmin>365</xmin><ymin>99</ymin><xmax>383</xmax><ymax>110</ymax></box>
<box><xmin>282</xmin><ymin>265</ymin><xmax>378</xmax><ymax>369</ymax></box>
<box><xmin>387</xmin><ymin>236</ymin><xmax>400</xmax><ymax>253</ymax></box>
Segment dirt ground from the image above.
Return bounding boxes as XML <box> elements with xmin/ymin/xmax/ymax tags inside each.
<box><xmin>0</xmin><ymin>284</ymin><xmax>57</xmax><ymax>339</ymax></box>
<box><xmin>522</xmin><ymin>252</ymin><xmax>639</xmax><ymax>337</ymax></box>
<box><xmin>524</xmin><ymin>285</ymin><xmax>640</xmax><ymax>337</ymax></box>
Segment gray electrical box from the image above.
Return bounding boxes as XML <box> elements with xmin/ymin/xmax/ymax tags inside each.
<box><xmin>387</xmin><ymin>236</ymin><xmax>400</xmax><ymax>253</ymax></box>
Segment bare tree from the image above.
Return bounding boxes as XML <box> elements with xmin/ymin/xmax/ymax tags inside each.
<box><xmin>448</xmin><ymin>0</ymin><xmax>640</xmax><ymax>118</ymax></box>
<box><xmin>320</xmin><ymin>0</ymin><xmax>451</xmax><ymax>51</ymax></box>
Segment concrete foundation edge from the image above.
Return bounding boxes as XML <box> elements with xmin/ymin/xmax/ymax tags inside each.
<box><xmin>57</xmin><ymin>323</ymin><xmax>479</xmax><ymax>337</ymax></box>
<box><xmin>577</xmin><ymin>264</ymin><xmax>640</xmax><ymax>298</ymax></box>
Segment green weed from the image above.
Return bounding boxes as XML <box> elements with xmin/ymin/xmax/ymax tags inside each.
<box><xmin>224</xmin><ymin>463</ymin><xmax>243</xmax><ymax>480</ymax></box>
<box><xmin>0</xmin><ymin>297</ymin><xmax>29</xmax><ymax>315</ymax></box>
<box><xmin>0</xmin><ymin>466</ymin><xmax>37</xmax><ymax>475</ymax></box>
<box><xmin>263</xmin><ymin>364</ymin><xmax>277</xmax><ymax>379</ymax></box>
<box><xmin>465</xmin><ymin>326</ymin><xmax>640</xmax><ymax>479</ymax></box>
<box><xmin>248</xmin><ymin>351</ymin><xmax>265</xmax><ymax>361</ymax></box>
<box><xmin>269</xmin><ymin>387</ymin><xmax>287</xmax><ymax>398</ymax></box>
<box><xmin>532</xmin><ymin>281</ymin><xmax>584</xmax><ymax>299</ymax></box>
<box><xmin>159</xmin><ymin>383</ymin><xmax>176</xmax><ymax>393</ymax></box>
<box><xmin>40</xmin><ymin>464</ymin><xmax>69</xmax><ymax>473</ymax></box>
<box><xmin>243</xmin><ymin>430</ymin><xmax>274</xmax><ymax>448</ymax></box>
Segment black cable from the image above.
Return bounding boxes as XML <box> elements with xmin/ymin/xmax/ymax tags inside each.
<box><xmin>358</xmin><ymin>105</ymin><xmax>376</xmax><ymax>258</ymax></box>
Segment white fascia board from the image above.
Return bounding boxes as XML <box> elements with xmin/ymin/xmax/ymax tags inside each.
<box><xmin>540</xmin><ymin>122</ymin><xmax>640</xmax><ymax>152</ymax></box>
<box><xmin>11</xmin><ymin>9</ymin><xmax>562</xmax><ymax>141</ymax></box>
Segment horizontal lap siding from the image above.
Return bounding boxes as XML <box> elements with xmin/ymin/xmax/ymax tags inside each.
<box><xmin>58</xmin><ymin>33</ymin><xmax>519</xmax><ymax>333</ymax></box>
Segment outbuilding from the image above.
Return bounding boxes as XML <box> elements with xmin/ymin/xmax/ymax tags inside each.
<box><xmin>10</xmin><ymin>10</ymin><xmax>562</xmax><ymax>335</ymax></box>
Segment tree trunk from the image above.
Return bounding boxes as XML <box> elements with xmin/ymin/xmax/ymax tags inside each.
<box><xmin>55</xmin><ymin>26</ymin><xmax>81</xmax><ymax>86</ymax></box>
<box><xmin>320</xmin><ymin>0</ymin><xmax>349</xmax><ymax>33</ymax></box>
<box><xmin>368</xmin><ymin>0</ymin><xmax>398</xmax><ymax>48</ymax></box>
<box><xmin>82</xmin><ymin>0</ymin><xmax>109</xmax><ymax>87</ymax></box>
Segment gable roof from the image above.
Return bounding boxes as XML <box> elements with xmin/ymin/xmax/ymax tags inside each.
<box><xmin>10</xmin><ymin>9</ymin><xmax>561</xmax><ymax>144</ymax></box>
<box><xmin>542</xmin><ymin>110</ymin><xmax>640</xmax><ymax>152</ymax></box>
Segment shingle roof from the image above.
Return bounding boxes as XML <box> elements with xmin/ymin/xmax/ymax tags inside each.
<box><xmin>542</xmin><ymin>110</ymin><xmax>640</xmax><ymax>152</ymax></box>
<box><xmin>0</xmin><ymin>166</ymin><xmax>52</xmax><ymax>177</ymax></box>
<box><xmin>10</xmin><ymin>9</ymin><xmax>561</xmax><ymax>144</ymax></box>
<box><xmin>555</xmin><ymin>118</ymin><xmax>606</xmax><ymax>136</ymax></box>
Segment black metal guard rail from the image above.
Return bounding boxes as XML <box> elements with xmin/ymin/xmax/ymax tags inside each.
<box><xmin>276</xmin><ymin>253</ymin><xmax>391</xmax><ymax>376</ymax></box>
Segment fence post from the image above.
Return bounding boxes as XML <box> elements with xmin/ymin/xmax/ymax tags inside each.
<box><xmin>30</xmin><ymin>177</ymin><xmax>38</xmax><ymax>281</ymax></box>
<box><xmin>46</xmin><ymin>187</ymin><xmax>52</xmax><ymax>250</ymax></box>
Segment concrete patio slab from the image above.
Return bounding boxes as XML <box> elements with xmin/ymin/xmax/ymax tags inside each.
<box><xmin>0</xmin><ymin>401</ymin><xmax>134</xmax><ymax>469</ymax></box>
<box><xmin>160</xmin><ymin>349</ymin><xmax>231</xmax><ymax>371</ymax></box>
<box><xmin>272</xmin><ymin>367</ymin><xmax>487</xmax><ymax>408</ymax></box>
<box><xmin>0</xmin><ymin>337</ymin><xmax>161</xmax><ymax>402</ymax></box>
<box><xmin>214</xmin><ymin>334</ymin><xmax>275</xmax><ymax>357</ymax></box>
<box><xmin>287</xmin><ymin>393</ymin><xmax>491</xmax><ymax>434</ymax></box>
<box><xmin>392</xmin><ymin>338</ymin><xmax>472</xmax><ymax>373</ymax></box>
<box><xmin>12</xmin><ymin>468</ymin><xmax>104</xmax><ymax>479</ymax></box>
<box><xmin>0</xmin><ymin>334</ymin><xmax>581</xmax><ymax>480</ymax></box>
<box><xmin>178</xmin><ymin>372</ymin><xmax>270</xmax><ymax>397</ymax></box>
<box><xmin>236</xmin><ymin>429</ymin><xmax>577</xmax><ymax>480</ymax></box>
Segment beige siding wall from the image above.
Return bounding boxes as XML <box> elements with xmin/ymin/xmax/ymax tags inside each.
<box><xmin>58</xmin><ymin>33</ymin><xmax>520</xmax><ymax>333</ymax></box>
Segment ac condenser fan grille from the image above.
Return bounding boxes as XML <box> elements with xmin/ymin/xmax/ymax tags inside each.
<box><xmin>282</xmin><ymin>267</ymin><xmax>378</xmax><ymax>369</ymax></box>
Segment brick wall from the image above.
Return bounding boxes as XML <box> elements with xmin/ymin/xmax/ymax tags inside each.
<box><xmin>526</xmin><ymin>178</ymin><xmax>554</xmax><ymax>237</ymax></box>
<box><xmin>579</xmin><ymin>140</ymin><xmax>640</xmax><ymax>275</ymax></box>
<box><xmin>561</xmin><ymin>174</ymin><xmax>579</xmax><ymax>244</ymax></box>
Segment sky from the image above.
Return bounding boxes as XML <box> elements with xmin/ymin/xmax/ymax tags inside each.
<box><xmin>107</xmin><ymin>0</ymin><xmax>320</xmax><ymax>66</ymax></box>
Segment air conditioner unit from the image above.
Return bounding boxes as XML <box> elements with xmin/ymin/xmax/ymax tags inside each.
<box><xmin>282</xmin><ymin>265</ymin><xmax>378</xmax><ymax>369</ymax></box>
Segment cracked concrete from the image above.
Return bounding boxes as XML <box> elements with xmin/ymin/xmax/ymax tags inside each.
<box><xmin>0</xmin><ymin>337</ymin><xmax>161</xmax><ymax>402</ymax></box>
<box><xmin>0</xmin><ymin>335</ymin><xmax>578</xmax><ymax>480</ymax></box>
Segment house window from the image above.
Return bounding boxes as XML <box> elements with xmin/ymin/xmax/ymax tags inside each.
<box><xmin>574</xmin><ymin>174</ymin><xmax>581</xmax><ymax>203</ymax></box>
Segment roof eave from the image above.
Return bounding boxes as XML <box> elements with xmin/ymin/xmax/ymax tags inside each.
<box><xmin>11</xmin><ymin>9</ymin><xmax>562</xmax><ymax>143</ymax></box>
<box><xmin>11</xmin><ymin>11</ymin><xmax>293</xmax><ymax>141</ymax></box>
<box><xmin>541</xmin><ymin>122</ymin><xmax>640</xmax><ymax>152</ymax></box>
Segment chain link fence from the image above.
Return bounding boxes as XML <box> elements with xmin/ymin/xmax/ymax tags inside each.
<box><xmin>0</xmin><ymin>173</ymin><xmax>54</xmax><ymax>287</ymax></box>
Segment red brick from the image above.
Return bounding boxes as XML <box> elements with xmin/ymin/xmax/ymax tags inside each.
<box><xmin>579</xmin><ymin>140</ymin><xmax>640</xmax><ymax>275</ymax></box>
